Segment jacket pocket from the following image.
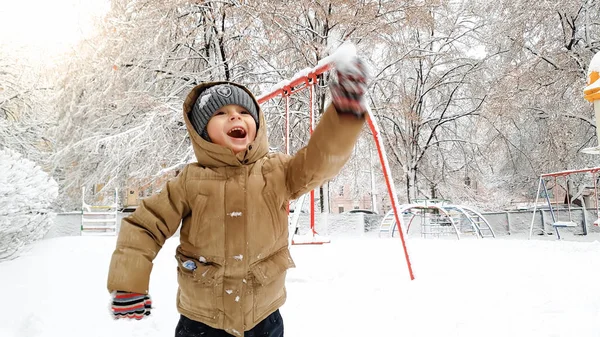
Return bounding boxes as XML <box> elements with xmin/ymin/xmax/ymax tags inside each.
<box><xmin>250</xmin><ymin>248</ymin><xmax>295</xmax><ymax>321</ymax></box>
<box><xmin>176</xmin><ymin>252</ymin><xmax>221</xmax><ymax>321</ymax></box>
<box><xmin>188</xmin><ymin>194</ymin><xmax>209</xmax><ymax>245</ymax></box>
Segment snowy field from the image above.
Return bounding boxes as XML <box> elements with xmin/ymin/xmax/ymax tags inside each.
<box><xmin>2</xmin><ymin>234</ymin><xmax>600</xmax><ymax>337</ymax></box>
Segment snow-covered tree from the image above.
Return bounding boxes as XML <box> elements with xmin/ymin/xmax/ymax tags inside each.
<box><xmin>367</xmin><ymin>1</ymin><xmax>492</xmax><ymax>203</ymax></box>
<box><xmin>51</xmin><ymin>0</ymin><xmax>260</xmax><ymax>209</ymax></box>
<box><xmin>46</xmin><ymin>0</ymin><xmax>600</xmax><ymax>212</ymax></box>
<box><xmin>0</xmin><ymin>49</ymin><xmax>54</xmax><ymax>167</ymax></box>
<box><xmin>467</xmin><ymin>0</ymin><xmax>600</xmax><ymax>208</ymax></box>
<box><xmin>0</xmin><ymin>149</ymin><xmax>58</xmax><ymax>261</ymax></box>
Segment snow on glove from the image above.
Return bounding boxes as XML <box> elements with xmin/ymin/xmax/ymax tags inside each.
<box><xmin>111</xmin><ymin>291</ymin><xmax>152</xmax><ymax>320</ymax></box>
<box><xmin>329</xmin><ymin>57</ymin><xmax>370</xmax><ymax>118</ymax></box>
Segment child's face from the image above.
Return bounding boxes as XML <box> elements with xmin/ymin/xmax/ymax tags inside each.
<box><xmin>206</xmin><ymin>104</ymin><xmax>257</xmax><ymax>154</ymax></box>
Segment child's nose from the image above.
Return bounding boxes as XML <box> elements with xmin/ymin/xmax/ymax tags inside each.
<box><xmin>229</xmin><ymin>112</ymin><xmax>242</xmax><ymax>120</ymax></box>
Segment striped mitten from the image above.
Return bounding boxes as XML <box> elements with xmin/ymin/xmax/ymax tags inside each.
<box><xmin>111</xmin><ymin>291</ymin><xmax>152</xmax><ymax>320</ymax></box>
<box><xmin>329</xmin><ymin>57</ymin><xmax>370</xmax><ymax>118</ymax></box>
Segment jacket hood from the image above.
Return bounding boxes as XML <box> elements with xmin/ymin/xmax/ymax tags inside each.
<box><xmin>183</xmin><ymin>81</ymin><xmax>269</xmax><ymax>167</ymax></box>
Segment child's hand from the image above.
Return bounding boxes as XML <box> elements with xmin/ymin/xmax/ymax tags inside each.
<box><xmin>110</xmin><ymin>291</ymin><xmax>152</xmax><ymax>320</ymax></box>
<box><xmin>329</xmin><ymin>57</ymin><xmax>370</xmax><ymax>118</ymax></box>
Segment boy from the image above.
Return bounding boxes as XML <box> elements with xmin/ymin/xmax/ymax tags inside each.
<box><xmin>107</xmin><ymin>56</ymin><xmax>369</xmax><ymax>337</ymax></box>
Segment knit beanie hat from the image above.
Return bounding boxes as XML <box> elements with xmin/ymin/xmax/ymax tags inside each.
<box><xmin>189</xmin><ymin>84</ymin><xmax>259</xmax><ymax>141</ymax></box>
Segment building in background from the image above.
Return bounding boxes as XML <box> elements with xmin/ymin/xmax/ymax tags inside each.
<box><xmin>329</xmin><ymin>183</ymin><xmax>390</xmax><ymax>214</ymax></box>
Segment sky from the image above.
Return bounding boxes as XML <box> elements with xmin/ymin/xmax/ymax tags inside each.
<box><xmin>0</xmin><ymin>0</ymin><xmax>109</xmax><ymax>60</ymax></box>
<box><xmin>1</xmin><ymin>231</ymin><xmax>600</xmax><ymax>337</ymax></box>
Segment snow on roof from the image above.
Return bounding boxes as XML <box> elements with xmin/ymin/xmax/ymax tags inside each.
<box><xmin>585</xmin><ymin>76</ymin><xmax>600</xmax><ymax>92</ymax></box>
<box><xmin>583</xmin><ymin>52</ymin><xmax>600</xmax><ymax>99</ymax></box>
<box><xmin>588</xmin><ymin>51</ymin><xmax>600</xmax><ymax>79</ymax></box>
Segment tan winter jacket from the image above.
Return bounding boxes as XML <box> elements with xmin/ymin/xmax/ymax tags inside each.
<box><xmin>107</xmin><ymin>81</ymin><xmax>364</xmax><ymax>336</ymax></box>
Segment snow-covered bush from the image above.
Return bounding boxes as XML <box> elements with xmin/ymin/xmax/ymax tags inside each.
<box><xmin>0</xmin><ymin>149</ymin><xmax>58</xmax><ymax>261</ymax></box>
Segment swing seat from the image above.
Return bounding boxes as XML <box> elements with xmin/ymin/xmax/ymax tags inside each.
<box><xmin>552</xmin><ymin>221</ymin><xmax>577</xmax><ymax>228</ymax></box>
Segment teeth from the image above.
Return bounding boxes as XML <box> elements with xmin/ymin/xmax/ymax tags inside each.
<box><xmin>228</xmin><ymin>127</ymin><xmax>246</xmax><ymax>137</ymax></box>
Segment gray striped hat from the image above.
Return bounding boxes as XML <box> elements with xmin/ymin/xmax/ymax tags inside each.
<box><xmin>189</xmin><ymin>84</ymin><xmax>259</xmax><ymax>141</ymax></box>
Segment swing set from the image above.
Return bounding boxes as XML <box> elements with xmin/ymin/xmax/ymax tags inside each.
<box><xmin>256</xmin><ymin>46</ymin><xmax>415</xmax><ymax>280</ymax></box>
<box><xmin>528</xmin><ymin>167</ymin><xmax>600</xmax><ymax>239</ymax></box>
<box><xmin>529</xmin><ymin>52</ymin><xmax>600</xmax><ymax>239</ymax></box>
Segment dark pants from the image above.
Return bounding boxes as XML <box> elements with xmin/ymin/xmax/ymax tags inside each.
<box><xmin>175</xmin><ymin>310</ymin><xmax>284</xmax><ymax>337</ymax></box>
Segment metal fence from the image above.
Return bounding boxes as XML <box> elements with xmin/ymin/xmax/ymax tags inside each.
<box><xmin>48</xmin><ymin>207</ymin><xmax>600</xmax><ymax>240</ymax></box>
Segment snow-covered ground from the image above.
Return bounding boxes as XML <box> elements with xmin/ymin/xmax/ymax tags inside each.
<box><xmin>2</xmin><ymin>234</ymin><xmax>600</xmax><ymax>337</ymax></box>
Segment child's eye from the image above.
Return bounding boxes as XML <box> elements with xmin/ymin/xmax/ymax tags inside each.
<box><xmin>241</xmin><ymin>111</ymin><xmax>249</xmax><ymax>114</ymax></box>
<box><xmin>215</xmin><ymin>111</ymin><xmax>225</xmax><ymax>116</ymax></box>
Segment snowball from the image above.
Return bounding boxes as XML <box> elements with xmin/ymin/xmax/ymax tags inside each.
<box><xmin>330</xmin><ymin>43</ymin><xmax>358</xmax><ymax>72</ymax></box>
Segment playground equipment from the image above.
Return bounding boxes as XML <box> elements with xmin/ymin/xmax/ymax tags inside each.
<box><xmin>258</xmin><ymin>61</ymin><xmax>330</xmax><ymax>246</ymax></box>
<box><xmin>528</xmin><ymin>52</ymin><xmax>600</xmax><ymax>239</ymax></box>
<box><xmin>257</xmin><ymin>44</ymin><xmax>415</xmax><ymax>280</ymax></box>
<box><xmin>379</xmin><ymin>199</ymin><xmax>495</xmax><ymax>239</ymax></box>
<box><xmin>442</xmin><ymin>205</ymin><xmax>495</xmax><ymax>238</ymax></box>
<box><xmin>528</xmin><ymin>168</ymin><xmax>600</xmax><ymax>239</ymax></box>
<box><xmin>80</xmin><ymin>186</ymin><xmax>119</xmax><ymax>236</ymax></box>
<box><xmin>287</xmin><ymin>193</ymin><xmax>332</xmax><ymax>245</ymax></box>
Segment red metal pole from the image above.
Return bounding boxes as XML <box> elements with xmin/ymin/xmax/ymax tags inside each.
<box><xmin>595</xmin><ymin>172</ymin><xmax>599</xmax><ymax>221</ymax></box>
<box><xmin>366</xmin><ymin>111</ymin><xmax>415</xmax><ymax>280</ymax></box>
<box><xmin>285</xmin><ymin>94</ymin><xmax>290</xmax><ymax>214</ymax></box>
<box><xmin>285</xmin><ymin>94</ymin><xmax>290</xmax><ymax>155</ymax></box>
<box><xmin>566</xmin><ymin>176</ymin><xmax>573</xmax><ymax>221</ymax></box>
<box><xmin>257</xmin><ymin>64</ymin><xmax>332</xmax><ymax>104</ymax></box>
<box><xmin>592</xmin><ymin>172</ymin><xmax>600</xmax><ymax>223</ymax></box>
<box><xmin>309</xmin><ymin>81</ymin><xmax>316</xmax><ymax>236</ymax></box>
<box><xmin>554</xmin><ymin>176</ymin><xmax>559</xmax><ymax>220</ymax></box>
<box><xmin>541</xmin><ymin>166</ymin><xmax>600</xmax><ymax>177</ymax></box>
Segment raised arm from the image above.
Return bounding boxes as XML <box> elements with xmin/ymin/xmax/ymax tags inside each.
<box><xmin>285</xmin><ymin>57</ymin><xmax>369</xmax><ymax>199</ymax></box>
<box><xmin>284</xmin><ymin>104</ymin><xmax>364</xmax><ymax>199</ymax></box>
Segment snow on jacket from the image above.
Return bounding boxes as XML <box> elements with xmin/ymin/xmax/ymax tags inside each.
<box><xmin>107</xmin><ymin>81</ymin><xmax>365</xmax><ymax>336</ymax></box>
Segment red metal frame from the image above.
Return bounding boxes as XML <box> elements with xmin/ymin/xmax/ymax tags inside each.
<box><xmin>542</xmin><ymin>167</ymin><xmax>600</xmax><ymax>225</ymax></box>
<box><xmin>366</xmin><ymin>108</ymin><xmax>415</xmax><ymax>280</ymax></box>
<box><xmin>257</xmin><ymin>61</ymin><xmax>415</xmax><ymax>280</ymax></box>
<box><xmin>257</xmin><ymin>64</ymin><xmax>330</xmax><ymax>104</ymax></box>
<box><xmin>529</xmin><ymin>166</ymin><xmax>600</xmax><ymax>238</ymax></box>
<box><xmin>595</xmin><ymin>172</ymin><xmax>599</xmax><ymax>222</ymax></box>
<box><xmin>541</xmin><ymin>167</ymin><xmax>600</xmax><ymax>177</ymax></box>
<box><xmin>309</xmin><ymin>83</ymin><xmax>316</xmax><ymax>237</ymax></box>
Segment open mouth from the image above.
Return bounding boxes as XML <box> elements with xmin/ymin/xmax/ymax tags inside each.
<box><xmin>227</xmin><ymin>127</ymin><xmax>247</xmax><ymax>139</ymax></box>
